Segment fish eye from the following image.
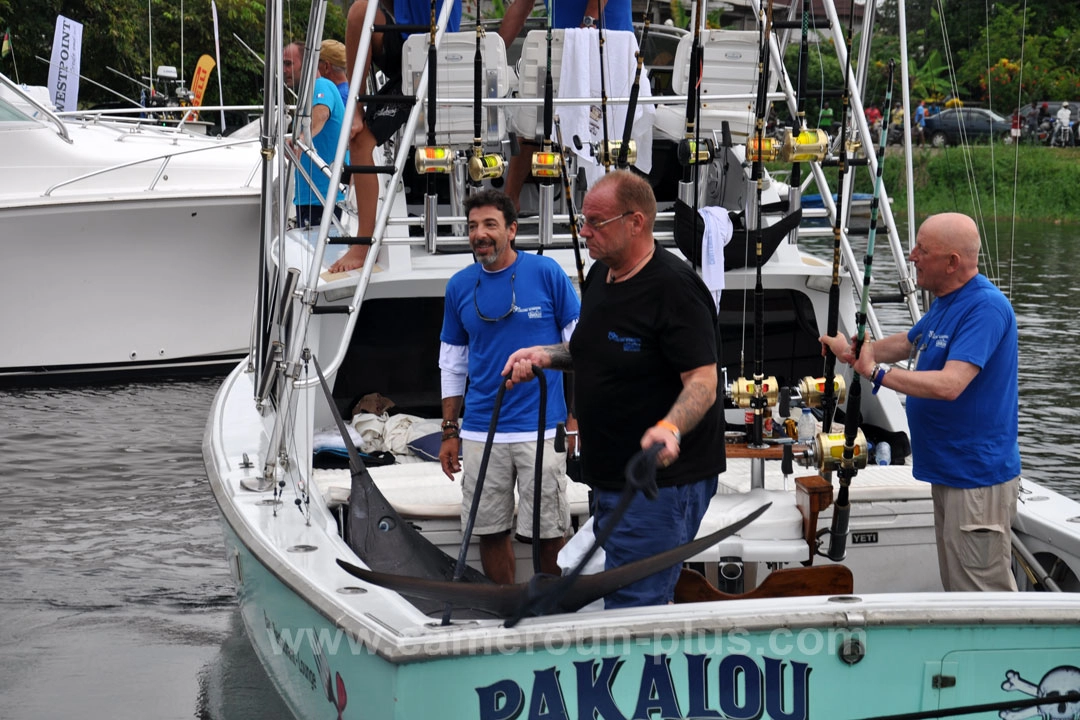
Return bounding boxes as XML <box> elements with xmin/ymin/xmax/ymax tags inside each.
<box><xmin>377</xmin><ymin>516</ymin><xmax>397</xmax><ymax>532</ymax></box>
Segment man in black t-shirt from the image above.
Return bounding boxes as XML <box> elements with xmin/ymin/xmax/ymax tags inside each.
<box><xmin>503</xmin><ymin>170</ymin><xmax>725</xmax><ymax>608</ymax></box>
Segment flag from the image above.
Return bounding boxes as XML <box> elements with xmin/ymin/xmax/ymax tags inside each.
<box><xmin>2</xmin><ymin>29</ymin><xmax>11</xmax><ymax>58</ymax></box>
<box><xmin>184</xmin><ymin>53</ymin><xmax>216</xmax><ymax>121</ymax></box>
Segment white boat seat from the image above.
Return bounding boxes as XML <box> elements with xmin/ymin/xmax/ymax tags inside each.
<box><xmin>687</xmin><ymin>488</ymin><xmax>809</xmax><ymax>564</ymax></box>
<box><xmin>653</xmin><ymin>29</ymin><xmax>768</xmax><ymax>145</ymax></box>
<box><xmin>509</xmin><ymin>29</ymin><xmax>567</xmax><ymax>142</ymax></box>
<box><xmin>400</xmin><ymin>30</ymin><xmax>512</xmax><ymax>147</ymax></box>
<box><xmin>312</xmin><ymin>463</ymin><xmax>592</xmax><ymax>518</ymax></box>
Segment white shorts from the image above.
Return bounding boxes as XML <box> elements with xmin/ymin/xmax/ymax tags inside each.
<box><xmin>460</xmin><ymin>438</ymin><xmax>570</xmax><ymax>539</ymax></box>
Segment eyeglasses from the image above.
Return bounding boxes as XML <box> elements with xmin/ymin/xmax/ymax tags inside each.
<box><xmin>474</xmin><ymin>271</ymin><xmax>516</xmax><ymax>322</ymax></box>
<box><xmin>575</xmin><ymin>210</ymin><xmax>632</xmax><ymax>231</ymax></box>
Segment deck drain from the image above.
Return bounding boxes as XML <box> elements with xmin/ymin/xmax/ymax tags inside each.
<box><xmin>287</xmin><ymin>544</ymin><xmax>318</xmax><ymax>553</ymax></box>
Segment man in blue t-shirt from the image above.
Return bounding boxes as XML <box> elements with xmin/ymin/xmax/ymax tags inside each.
<box><xmin>822</xmin><ymin>213</ymin><xmax>1021</xmax><ymax>592</ymax></box>
<box><xmin>438</xmin><ymin>189</ymin><xmax>580</xmax><ymax>584</ymax></box>
<box><xmin>284</xmin><ymin>41</ymin><xmax>347</xmax><ymax>228</ymax></box>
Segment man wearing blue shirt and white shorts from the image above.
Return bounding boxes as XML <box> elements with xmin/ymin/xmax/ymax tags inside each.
<box><xmin>438</xmin><ymin>189</ymin><xmax>580</xmax><ymax>584</ymax></box>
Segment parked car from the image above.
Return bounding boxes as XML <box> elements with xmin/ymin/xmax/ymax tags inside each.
<box><xmin>923</xmin><ymin>107</ymin><xmax>1012</xmax><ymax>147</ymax></box>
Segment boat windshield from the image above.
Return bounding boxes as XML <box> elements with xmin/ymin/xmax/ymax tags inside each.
<box><xmin>0</xmin><ymin>94</ymin><xmax>39</xmax><ymax>123</ymax></box>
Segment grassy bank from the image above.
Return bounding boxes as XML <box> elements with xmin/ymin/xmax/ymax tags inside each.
<box><xmin>799</xmin><ymin>145</ymin><xmax>1080</xmax><ymax>224</ymax></box>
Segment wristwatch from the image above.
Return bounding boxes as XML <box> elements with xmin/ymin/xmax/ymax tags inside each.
<box><xmin>582</xmin><ymin>15</ymin><xmax>596</xmax><ymax>28</ymax></box>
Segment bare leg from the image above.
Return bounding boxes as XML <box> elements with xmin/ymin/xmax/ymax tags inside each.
<box><xmin>503</xmin><ymin>140</ymin><xmax>538</xmax><ymax>211</ymax></box>
<box><xmin>479</xmin><ymin>531</ymin><xmax>516</xmax><ymax>585</ymax></box>
<box><xmin>538</xmin><ymin>536</ymin><xmax>565</xmax><ymax>577</ymax></box>
<box><xmin>331</xmin><ymin>0</ymin><xmax>388</xmax><ymax>273</ymax></box>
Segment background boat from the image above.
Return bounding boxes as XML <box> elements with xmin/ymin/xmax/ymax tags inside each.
<box><xmin>0</xmin><ymin>73</ymin><xmax>264</xmax><ymax>384</ymax></box>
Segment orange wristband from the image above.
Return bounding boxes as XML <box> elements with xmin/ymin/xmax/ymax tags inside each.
<box><xmin>656</xmin><ymin>419</ymin><xmax>681</xmax><ymax>444</ymax></box>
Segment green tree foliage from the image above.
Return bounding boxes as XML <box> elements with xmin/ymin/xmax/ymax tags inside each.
<box><xmin>0</xmin><ymin>0</ymin><xmax>344</xmax><ymax>111</ymax></box>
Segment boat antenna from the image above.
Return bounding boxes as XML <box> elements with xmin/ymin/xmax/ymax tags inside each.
<box><xmin>616</xmin><ymin>0</ymin><xmax>651</xmax><ymax>169</ymax></box>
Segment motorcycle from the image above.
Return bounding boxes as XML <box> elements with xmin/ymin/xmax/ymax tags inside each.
<box><xmin>1050</xmin><ymin>120</ymin><xmax>1074</xmax><ymax>147</ymax></box>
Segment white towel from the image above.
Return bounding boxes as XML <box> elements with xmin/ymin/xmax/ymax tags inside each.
<box><xmin>699</xmin><ymin>205</ymin><xmax>733</xmax><ymax>308</ymax></box>
<box><xmin>557</xmin><ymin>29</ymin><xmax>654</xmax><ymax>187</ymax></box>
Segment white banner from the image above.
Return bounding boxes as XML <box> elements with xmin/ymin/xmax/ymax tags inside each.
<box><xmin>47</xmin><ymin>15</ymin><xmax>83</xmax><ymax>111</ymax></box>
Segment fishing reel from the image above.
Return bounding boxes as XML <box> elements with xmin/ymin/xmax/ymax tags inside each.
<box><xmin>798</xmin><ymin>375</ymin><xmax>847</xmax><ymax>409</ymax></box>
<box><xmin>780</xmin><ymin>128</ymin><xmax>829</xmax><ymax>163</ymax></box>
<box><xmin>729</xmin><ymin>375</ymin><xmax>780</xmax><ymax>409</ymax></box>
<box><xmin>469</xmin><ymin>148</ymin><xmax>505</xmax><ymax>182</ymax></box>
<box><xmin>530</xmin><ymin>149</ymin><xmax>562</xmax><ymax>179</ymax></box>
<box><xmin>800</xmin><ymin>429</ymin><xmax>869</xmax><ymax>474</ymax></box>
<box><xmin>747</xmin><ymin>136</ymin><xmax>778</xmax><ymax>163</ymax></box>
<box><xmin>414</xmin><ymin>146</ymin><xmax>455</xmax><ymax>174</ymax></box>
<box><xmin>677</xmin><ymin>138</ymin><xmax>714</xmax><ymax>166</ymax></box>
<box><xmin>576</xmin><ymin>139</ymin><xmax>637</xmax><ymax>166</ymax></box>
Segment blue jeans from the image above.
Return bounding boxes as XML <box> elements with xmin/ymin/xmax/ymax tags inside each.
<box><xmin>593</xmin><ymin>476</ymin><xmax>718</xmax><ymax>608</ymax></box>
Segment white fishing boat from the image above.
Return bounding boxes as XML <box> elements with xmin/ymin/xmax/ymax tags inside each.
<box><xmin>0</xmin><ymin>73</ymin><xmax>264</xmax><ymax>383</ymax></box>
<box><xmin>204</xmin><ymin>1</ymin><xmax>1080</xmax><ymax>718</ymax></box>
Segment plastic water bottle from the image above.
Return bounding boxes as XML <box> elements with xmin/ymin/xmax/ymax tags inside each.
<box><xmin>876</xmin><ymin>441</ymin><xmax>892</xmax><ymax>466</ymax></box>
<box><xmin>797</xmin><ymin>408</ymin><xmax>816</xmax><ymax>444</ymax></box>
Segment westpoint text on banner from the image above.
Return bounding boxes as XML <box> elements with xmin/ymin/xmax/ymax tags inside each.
<box><xmin>48</xmin><ymin>16</ymin><xmax>83</xmax><ymax>111</ymax></box>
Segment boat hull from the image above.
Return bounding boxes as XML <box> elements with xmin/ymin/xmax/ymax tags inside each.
<box><xmin>0</xmin><ymin>191</ymin><xmax>260</xmax><ymax>381</ymax></box>
<box><xmin>222</xmin><ymin>515</ymin><xmax>1080</xmax><ymax>720</ymax></box>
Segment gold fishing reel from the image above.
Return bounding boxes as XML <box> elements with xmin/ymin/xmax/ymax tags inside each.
<box><xmin>677</xmin><ymin>137</ymin><xmax>714</xmax><ymax>166</ymax></box>
<box><xmin>747</xmin><ymin>135</ymin><xmax>778</xmax><ymax>163</ymax></box>
<box><xmin>414</xmin><ymin>146</ymin><xmax>454</xmax><ymax>174</ymax></box>
<box><xmin>469</xmin><ymin>150</ymin><xmax>505</xmax><ymax>182</ymax></box>
<box><xmin>799</xmin><ymin>375</ymin><xmax>847</xmax><ymax>409</ymax></box>
<box><xmin>780</xmin><ymin>128</ymin><xmax>829</xmax><ymax>163</ymax></box>
<box><xmin>598</xmin><ymin>139</ymin><xmax>637</xmax><ymax>165</ymax></box>
<box><xmin>729</xmin><ymin>376</ymin><xmax>780</xmax><ymax>409</ymax></box>
<box><xmin>811</xmin><ymin>429</ymin><xmax>868</xmax><ymax>474</ymax></box>
<box><xmin>530</xmin><ymin>150</ymin><xmax>561</xmax><ymax>178</ymax></box>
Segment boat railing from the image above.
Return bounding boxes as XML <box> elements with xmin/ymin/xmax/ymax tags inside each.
<box><xmin>0</xmin><ymin>72</ymin><xmax>70</xmax><ymax>143</ymax></box>
<box><xmin>57</xmin><ymin>103</ymin><xmax>265</xmax><ymax>137</ymax></box>
<box><xmin>42</xmin><ymin>137</ymin><xmax>263</xmax><ymax>196</ymax></box>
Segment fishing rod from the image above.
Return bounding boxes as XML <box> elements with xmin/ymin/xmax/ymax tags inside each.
<box><xmin>532</xmin><ymin>1</ymin><xmax>559</xmax><ymax>251</ymax></box>
<box><xmin>595</xmin><ymin>0</ymin><xmax>613</xmax><ymax>171</ymax></box>
<box><xmin>822</xmin><ymin>0</ymin><xmax>867</xmax><ymax>563</ymax></box>
<box><xmin>411</xmin><ymin>0</ymin><xmax>443</xmax><ymax>252</ymax></box>
<box><xmin>554</xmin><ymin>115</ymin><xmax>586</xmax><ymax>286</ymax></box>
<box><xmin>821</xmin><ymin>61</ymin><xmax>894</xmax><ymax>563</ymax></box>
<box><xmin>467</xmin><ymin>22</ymin><xmax>505</xmax><ymax>188</ymax></box>
<box><xmin>677</xmin><ymin>0</ymin><xmax>711</xmax><ymax>198</ymax></box>
<box><xmin>745</xmin><ymin>0</ymin><xmax>778</xmax><ymax>449</ymax></box>
<box><xmin>616</xmin><ymin>0</ymin><xmax>651</xmax><ymax>169</ymax></box>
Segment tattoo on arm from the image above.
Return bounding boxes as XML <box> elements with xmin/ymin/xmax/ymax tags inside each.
<box><xmin>667</xmin><ymin>380</ymin><xmax>715</xmax><ymax>435</ymax></box>
<box><xmin>546</xmin><ymin>343</ymin><xmax>573</xmax><ymax>372</ymax></box>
